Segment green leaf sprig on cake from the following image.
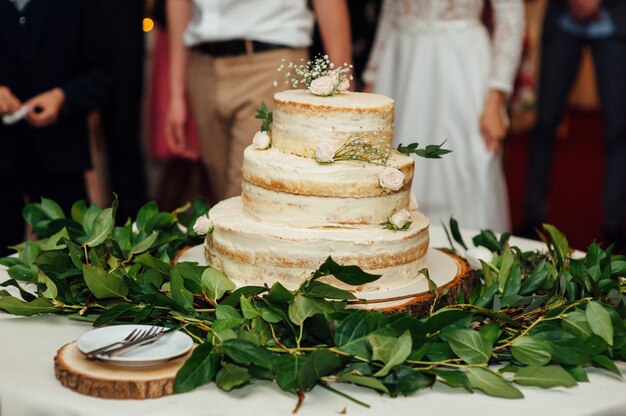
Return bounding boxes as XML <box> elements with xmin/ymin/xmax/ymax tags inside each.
<box><xmin>252</xmin><ymin>101</ymin><xmax>273</xmax><ymax>150</ymax></box>
<box><xmin>276</xmin><ymin>55</ymin><xmax>353</xmax><ymax>97</ymax></box>
<box><xmin>385</xmin><ymin>209</ymin><xmax>412</xmax><ymax>231</ymax></box>
<box><xmin>397</xmin><ymin>141</ymin><xmax>452</xmax><ymax>159</ymax></box>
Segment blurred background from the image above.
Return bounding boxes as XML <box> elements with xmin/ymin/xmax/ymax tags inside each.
<box><xmin>73</xmin><ymin>0</ymin><xmax>614</xmax><ymax>250</ymax></box>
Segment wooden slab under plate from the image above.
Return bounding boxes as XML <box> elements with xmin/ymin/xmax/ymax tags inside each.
<box><xmin>54</xmin><ymin>342</ymin><xmax>192</xmax><ymax>399</ymax></box>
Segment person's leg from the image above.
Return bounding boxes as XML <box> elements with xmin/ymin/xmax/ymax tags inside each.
<box><xmin>187</xmin><ymin>52</ymin><xmax>231</xmax><ymax>205</ymax></box>
<box><xmin>99</xmin><ymin>0</ymin><xmax>147</xmax><ymax>221</ymax></box>
<box><xmin>521</xmin><ymin>28</ymin><xmax>584</xmax><ymax>232</ymax></box>
<box><xmin>589</xmin><ymin>35</ymin><xmax>626</xmax><ymax>243</ymax></box>
<box><xmin>218</xmin><ymin>47</ymin><xmax>309</xmax><ymax>198</ymax></box>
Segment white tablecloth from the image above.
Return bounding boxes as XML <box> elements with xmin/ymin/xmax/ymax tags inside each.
<box><xmin>1</xmin><ymin>227</ymin><xmax>624</xmax><ymax>416</ymax></box>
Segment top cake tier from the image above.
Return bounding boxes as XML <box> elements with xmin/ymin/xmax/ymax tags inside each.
<box><xmin>271</xmin><ymin>90</ymin><xmax>394</xmax><ymax>158</ymax></box>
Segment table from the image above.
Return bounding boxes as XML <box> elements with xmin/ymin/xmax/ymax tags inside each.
<box><xmin>1</xmin><ymin>226</ymin><xmax>625</xmax><ymax>416</ymax></box>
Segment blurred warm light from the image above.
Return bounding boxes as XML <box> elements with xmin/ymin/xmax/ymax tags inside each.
<box><xmin>143</xmin><ymin>18</ymin><xmax>154</xmax><ymax>33</ymax></box>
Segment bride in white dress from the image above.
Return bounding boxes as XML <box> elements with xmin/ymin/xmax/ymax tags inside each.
<box><xmin>364</xmin><ymin>0</ymin><xmax>524</xmax><ymax>232</ymax></box>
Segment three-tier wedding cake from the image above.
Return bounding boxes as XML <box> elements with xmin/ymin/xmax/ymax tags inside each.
<box><xmin>204</xmin><ymin>88</ymin><xmax>430</xmax><ymax>292</ymax></box>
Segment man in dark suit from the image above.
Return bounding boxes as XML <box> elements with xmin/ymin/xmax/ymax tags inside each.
<box><xmin>520</xmin><ymin>0</ymin><xmax>626</xmax><ymax>245</ymax></box>
<box><xmin>98</xmin><ymin>0</ymin><xmax>148</xmax><ymax>223</ymax></box>
<box><xmin>0</xmin><ymin>0</ymin><xmax>111</xmax><ymax>255</ymax></box>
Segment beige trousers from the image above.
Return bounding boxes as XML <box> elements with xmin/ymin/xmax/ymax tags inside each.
<box><xmin>188</xmin><ymin>47</ymin><xmax>308</xmax><ymax>204</ymax></box>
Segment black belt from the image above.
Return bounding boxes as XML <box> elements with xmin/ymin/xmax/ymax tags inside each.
<box><xmin>192</xmin><ymin>40</ymin><xmax>291</xmax><ymax>57</ymax></box>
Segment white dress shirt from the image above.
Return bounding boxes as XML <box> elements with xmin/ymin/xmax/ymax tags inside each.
<box><xmin>184</xmin><ymin>0</ymin><xmax>315</xmax><ymax>48</ymax></box>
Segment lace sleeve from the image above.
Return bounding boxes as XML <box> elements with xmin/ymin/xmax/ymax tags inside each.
<box><xmin>362</xmin><ymin>0</ymin><xmax>393</xmax><ymax>85</ymax></box>
<box><xmin>489</xmin><ymin>0</ymin><xmax>525</xmax><ymax>94</ymax></box>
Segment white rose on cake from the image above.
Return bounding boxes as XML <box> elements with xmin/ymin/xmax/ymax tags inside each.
<box><xmin>252</xmin><ymin>131</ymin><xmax>271</xmax><ymax>150</ymax></box>
<box><xmin>379</xmin><ymin>167</ymin><xmax>405</xmax><ymax>191</ymax></box>
<box><xmin>193</xmin><ymin>214</ymin><xmax>214</xmax><ymax>236</ymax></box>
<box><xmin>315</xmin><ymin>142</ymin><xmax>336</xmax><ymax>163</ymax></box>
<box><xmin>337</xmin><ymin>77</ymin><xmax>350</xmax><ymax>92</ymax></box>
<box><xmin>308</xmin><ymin>75</ymin><xmax>337</xmax><ymax>96</ymax></box>
<box><xmin>389</xmin><ymin>209</ymin><xmax>412</xmax><ymax>229</ymax></box>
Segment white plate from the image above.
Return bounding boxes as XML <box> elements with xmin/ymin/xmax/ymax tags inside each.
<box><xmin>76</xmin><ymin>325</ymin><xmax>193</xmax><ymax>367</ymax></box>
<box><xmin>178</xmin><ymin>245</ymin><xmax>460</xmax><ymax>310</ymax></box>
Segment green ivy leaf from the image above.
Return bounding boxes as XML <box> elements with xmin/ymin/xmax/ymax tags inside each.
<box><xmin>83</xmin><ymin>264</ymin><xmax>128</xmax><ymax>299</ymax></box>
<box><xmin>202</xmin><ymin>268</ymin><xmax>236</xmax><ymax>303</ymax></box>
<box><xmin>85</xmin><ymin>208</ymin><xmax>114</xmax><ymax>248</ymax></box>
<box><xmin>0</xmin><ymin>296</ymin><xmax>56</xmax><ymax>316</ymax></box>
<box><xmin>586</xmin><ymin>301</ymin><xmax>613</xmax><ymax>346</ymax></box>
<box><xmin>303</xmin><ymin>281</ymin><xmax>356</xmax><ymax>300</ymax></box>
<box><xmin>130</xmin><ymin>231</ymin><xmax>159</xmax><ymax>255</ymax></box>
<box><xmin>562</xmin><ymin>310</ymin><xmax>593</xmax><ymax>340</ymax></box>
<box><xmin>274</xmin><ymin>350</ymin><xmax>340</xmax><ymax>394</ymax></box>
<box><xmin>266</xmin><ymin>282</ymin><xmax>294</xmax><ymax>303</ymax></box>
<box><xmin>511</xmin><ymin>336</ymin><xmax>552</xmax><ymax>366</ymax></box>
<box><xmin>382</xmin><ymin>365</ymin><xmax>434</xmax><ymax>397</ymax></box>
<box><xmin>441</xmin><ymin>327</ymin><xmax>492</xmax><ymax>364</ymax></box>
<box><xmin>421</xmin><ymin>309</ymin><xmax>470</xmax><ymax>335</ymax></box>
<box><xmin>591</xmin><ymin>355</ymin><xmax>622</xmax><ymax>377</ymax></box>
<box><xmin>216</xmin><ymin>363</ymin><xmax>251</xmax><ymax>391</ymax></box>
<box><xmin>136</xmin><ymin>201</ymin><xmax>158</xmax><ymax>232</ymax></box>
<box><xmin>216</xmin><ymin>304</ymin><xmax>242</xmax><ymax>320</ymax></box>
<box><xmin>70</xmin><ymin>200</ymin><xmax>88</xmax><ymax>223</ymax></box>
<box><xmin>38</xmin><ymin>271</ymin><xmax>58</xmax><ymax>299</ymax></box>
<box><xmin>543</xmin><ymin>224</ymin><xmax>569</xmax><ymax>267</ymax></box>
<box><xmin>170</xmin><ymin>268</ymin><xmax>194</xmax><ymax>310</ymax></box>
<box><xmin>221</xmin><ymin>339</ymin><xmax>274</xmax><ymax>370</ymax></box>
<box><xmin>466</xmin><ymin>367</ymin><xmax>523</xmax><ymax>399</ymax></box>
<box><xmin>428</xmin><ymin>369</ymin><xmax>472</xmax><ymax>392</ymax></box>
<box><xmin>312</xmin><ymin>257</ymin><xmax>381</xmax><ymax>286</ymax></box>
<box><xmin>41</xmin><ymin>198</ymin><xmax>65</xmax><ymax>220</ymax></box>
<box><xmin>289</xmin><ymin>294</ymin><xmax>336</xmax><ymax>326</ymax></box>
<box><xmin>513</xmin><ymin>365</ymin><xmax>577</xmax><ymax>388</ymax></box>
<box><xmin>240</xmin><ymin>296</ymin><xmax>259</xmax><ymax>320</ymax></box>
<box><xmin>335</xmin><ymin>310</ymin><xmax>388</xmax><ymax>358</ymax></box>
<box><xmin>174</xmin><ymin>343</ymin><xmax>221</xmax><ymax>393</ymax></box>
<box><xmin>449</xmin><ymin>218</ymin><xmax>468</xmax><ymax>250</ymax></box>
<box><xmin>338</xmin><ymin>374</ymin><xmax>390</xmax><ymax>394</ymax></box>
<box><xmin>370</xmin><ymin>330</ymin><xmax>412</xmax><ymax>377</ymax></box>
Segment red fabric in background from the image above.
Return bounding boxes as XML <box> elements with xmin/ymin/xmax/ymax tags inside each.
<box><xmin>506</xmin><ymin>110</ymin><xmax>606</xmax><ymax>251</ymax></box>
<box><xmin>148</xmin><ymin>26</ymin><xmax>200</xmax><ymax>160</ymax></box>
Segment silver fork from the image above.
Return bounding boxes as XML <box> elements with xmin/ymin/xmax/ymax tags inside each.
<box><xmin>83</xmin><ymin>328</ymin><xmax>148</xmax><ymax>359</ymax></box>
<box><xmin>99</xmin><ymin>326</ymin><xmax>167</xmax><ymax>357</ymax></box>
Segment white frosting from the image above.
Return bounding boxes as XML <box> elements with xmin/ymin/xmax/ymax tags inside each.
<box><xmin>242</xmin><ymin>145</ymin><xmax>413</xmax><ymax>198</ymax></box>
<box><xmin>242</xmin><ymin>181</ymin><xmax>409</xmax><ymax>227</ymax></box>
<box><xmin>271</xmin><ymin>90</ymin><xmax>394</xmax><ymax>158</ymax></box>
<box><xmin>205</xmin><ymin>197</ymin><xmax>429</xmax><ymax>292</ymax></box>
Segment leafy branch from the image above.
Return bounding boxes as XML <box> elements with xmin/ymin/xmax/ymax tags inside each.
<box><xmin>397</xmin><ymin>141</ymin><xmax>452</xmax><ymax>159</ymax></box>
<box><xmin>0</xmin><ymin>199</ymin><xmax>625</xmax><ymax>412</ymax></box>
<box><xmin>255</xmin><ymin>101</ymin><xmax>273</xmax><ymax>132</ymax></box>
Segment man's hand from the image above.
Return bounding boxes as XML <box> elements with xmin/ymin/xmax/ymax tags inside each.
<box><xmin>480</xmin><ymin>91</ymin><xmax>508</xmax><ymax>153</ymax></box>
<box><xmin>0</xmin><ymin>85</ymin><xmax>21</xmax><ymax>116</ymax></box>
<box><xmin>568</xmin><ymin>0</ymin><xmax>602</xmax><ymax>22</ymax></box>
<box><xmin>24</xmin><ymin>88</ymin><xmax>65</xmax><ymax>128</ymax></box>
<box><xmin>164</xmin><ymin>97</ymin><xmax>198</xmax><ymax>159</ymax></box>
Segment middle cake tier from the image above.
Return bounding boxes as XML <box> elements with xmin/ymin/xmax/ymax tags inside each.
<box><xmin>241</xmin><ymin>145</ymin><xmax>415</xmax><ymax>227</ymax></box>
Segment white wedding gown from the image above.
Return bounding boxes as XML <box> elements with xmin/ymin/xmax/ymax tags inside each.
<box><xmin>364</xmin><ymin>0</ymin><xmax>524</xmax><ymax>232</ymax></box>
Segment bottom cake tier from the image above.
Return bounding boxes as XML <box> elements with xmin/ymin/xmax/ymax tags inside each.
<box><xmin>204</xmin><ymin>197</ymin><xmax>430</xmax><ymax>292</ymax></box>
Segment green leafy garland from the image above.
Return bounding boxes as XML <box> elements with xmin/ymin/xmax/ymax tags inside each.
<box><xmin>0</xmin><ymin>199</ymin><xmax>625</xmax><ymax>411</ymax></box>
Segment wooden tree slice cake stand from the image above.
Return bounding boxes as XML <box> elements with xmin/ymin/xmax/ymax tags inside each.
<box><xmin>54</xmin><ymin>342</ymin><xmax>192</xmax><ymax>399</ymax></box>
<box><xmin>178</xmin><ymin>245</ymin><xmax>479</xmax><ymax>318</ymax></box>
